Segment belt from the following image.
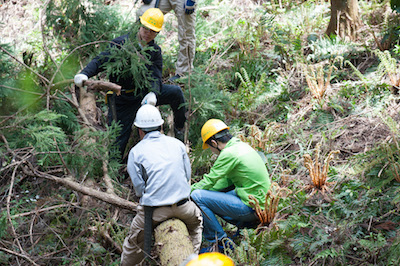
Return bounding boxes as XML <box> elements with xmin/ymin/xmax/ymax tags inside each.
<box><xmin>160</xmin><ymin>198</ymin><xmax>188</xmax><ymax>208</ymax></box>
<box><xmin>152</xmin><ymin>198</ymin><xmax>189</xmax><ymax>209</ymax></box>
<box><xmin>176</xmin><ymin>198</ymin><xmax>189</xmax><ymax>206</ymax></box>
<box><xmin>121</xmin><ymin>89</ymin><xmax>135</xmax><ymax>94</ymax></box>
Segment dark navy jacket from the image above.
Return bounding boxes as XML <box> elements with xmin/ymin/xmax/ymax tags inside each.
<box><xmin>80</xmin><ymin>33</ymin><xmax>163</xmax><ymax>100</ymax></box>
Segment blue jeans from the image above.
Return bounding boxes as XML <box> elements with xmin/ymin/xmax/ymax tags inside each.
<box><xmin>191</xmin><ymin>189</ymin><xmax>258</xmax><ymax>243</ymax></box>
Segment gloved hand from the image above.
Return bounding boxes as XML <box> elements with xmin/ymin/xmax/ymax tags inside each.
<box><xmin>184</xmin><ymin>0</ymin><xmax>196</xmax><ymax>15</ymax></box>
<box><xmin>141</xmin><ymin>92</ymin><xmax>157</xmax><ymax>106</ymax></box>
<box><xmin>142</xmin><ymin>0</ymin><xmax>152</xmax><ymax>4</ymax></box>
<box><xmin>74</xmin><ymin>74</ymin><xmax>88</xmax><ymax>88</ymax></box>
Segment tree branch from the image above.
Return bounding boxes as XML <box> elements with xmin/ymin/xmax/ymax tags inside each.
<box><xmin>22</xmin><ymin>164</ymin><xmax>137</xmax><ymax>212</ymax></box>
<box><xmin>0</xmin><ymin>247</ymin><xmax>40</xmax><ymax>266</ymax></box>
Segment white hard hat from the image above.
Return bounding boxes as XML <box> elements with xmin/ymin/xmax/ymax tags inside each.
<box><xmin>134</xmin><ymin>104</ymin><xmax>164</xmax><ymax>130</ymax></box>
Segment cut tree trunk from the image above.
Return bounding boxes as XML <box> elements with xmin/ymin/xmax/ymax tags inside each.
<box><xmin>326</xmin><ymin>0</ymin><xmax>361</xmax><ymax>40</ymax></box>
<box><xmin>79</xmin><ymin>80</ymin><xmax>122</xmax><ymax>126</ymax></box>
<box><xmin>154</xmin><ymin>218</ymin><xmax>194</xmax><ymax>266</ymax></box>
<box><xmin>79</xmin><ymin>88</ymin><xmax>99</xmax><ymax>126</ymax></box>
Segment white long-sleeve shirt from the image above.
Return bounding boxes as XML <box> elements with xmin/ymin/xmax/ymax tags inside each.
<box><xmin>127</xmin><ymin>131</ymin><xmax>191</xmax><ymax>207</ymax></box>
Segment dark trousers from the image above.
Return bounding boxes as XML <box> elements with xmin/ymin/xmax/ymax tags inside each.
<box><xmin>108</xmin><ymin>84</ymin><xmax>186</xmax><ymax>159</ymax></box>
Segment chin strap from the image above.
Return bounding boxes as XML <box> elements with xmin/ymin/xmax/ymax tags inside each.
<box><xmin>209</xmin><ymin>142</ymin><xmax>221</xmax><ymax>152</ymax></box>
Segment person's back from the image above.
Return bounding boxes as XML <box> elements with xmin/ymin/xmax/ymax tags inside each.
<box><xmin>121</xmin><ymin>105</ymin><xmax>202</xmax><ymax>266</ymax></box>
<box><xmin>128</xmin><ymin>131</ymin><xmax>191</xmax><ymax>206</ymax></box>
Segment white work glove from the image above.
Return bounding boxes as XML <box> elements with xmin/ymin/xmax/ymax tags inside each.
<box><xmin>74</xmin><ymin>73</ymin><xmax>88</xmax><ymax>88</ymax></box>
<box><xmin>141</xmin><ymin>92</ymin><xmax>157</xmax><ymax>106</ymax></box>
<box><xmin>184</xmin><ymin>0</ymin><xmax>196</xmax><ymax>15</ymax></box>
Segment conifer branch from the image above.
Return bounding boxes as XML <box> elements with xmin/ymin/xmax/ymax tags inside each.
<box><xmin>0</xmin><ymin>45</ymin><xmax>50</xmax><ymax>84</ymax></box>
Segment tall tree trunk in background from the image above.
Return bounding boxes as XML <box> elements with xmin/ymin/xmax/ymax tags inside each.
<box><xmin>326</xmin><ymin>0</ymin><xmax>361</xmax><ymax>40</ymax></box>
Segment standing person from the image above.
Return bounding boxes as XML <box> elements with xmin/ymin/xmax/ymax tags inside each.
<box><xmin>74</xmin><ymin>8</ymin><xmax>187</xmax><ymax>161</ymax></box>
<box><xmin>138</xmin><ymin>0</ymin><xmax>197</xmax><ymax>81</ymax></box>
<box><xmin>121</xmin><ymin>104</ymin><xmax>203</xmax><ymax>265</ymax></box>
<box><xmin>191</xmin><ymin>119</ymin><xmax>271</xmax><ymax>253</ymax></box>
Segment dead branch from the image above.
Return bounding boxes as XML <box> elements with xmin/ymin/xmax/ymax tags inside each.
<box><xmin>22</xmin><ymin>164</ymin><xmax>137</xmax><ymax>212</ymax></box>
<box><xmin>6</xmin><ymin>165</ymin><xmax>27</xmax><ymax>258</ymax></box>
<box><xmin>84</xmin><ymin>80</ymin><xmax>122</xmax><ymax>96</ymax></box>
<box><xmin>90</xmin><ymin>224</ymin><xmax>123</xmax><ymax>254</ymax></box>
<box><xmin>0</xmin><ymin>45</ymin><xmax>49</xmax><ymax>84</ymax></box>
<box><xmin>0</xmin><ymin>246</ymin><xmax>40</xmax><ymax>266</ymax></box>
<box><xmin>103</xmin><ymin>160</ymin><xmax>115</xmax><ymax>195</ymax></box>
<box><xmin>10</xmin><ymin>204</ymin><xmax>77</xmax><ymax>219</ymax></box>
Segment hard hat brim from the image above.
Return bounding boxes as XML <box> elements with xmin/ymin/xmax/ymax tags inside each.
<box><xmin>140</xmin><ymin>17</ymin><xmax>162</xmax><ymax>32</ymax></box>
<box><xmin>202</xmin><ymin>142</ymin><xmax>209</xmax><ymax>149</ymax></box>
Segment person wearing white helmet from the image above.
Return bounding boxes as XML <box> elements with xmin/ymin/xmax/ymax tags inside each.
<box><xmin>121</xmin><ymin>104</ymin><xmax>202</xmax><ymax>265</ymax></box>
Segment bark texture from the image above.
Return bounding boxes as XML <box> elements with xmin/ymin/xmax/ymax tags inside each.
<box><xmin>154</xmin><ymin>218</ymin><xmax>194</xmax><ymax>266</ymax></box>
<box><xmin>326</xmin><ymin>0</ymin><xmax>361</xmax><ymax>40</ymax></box>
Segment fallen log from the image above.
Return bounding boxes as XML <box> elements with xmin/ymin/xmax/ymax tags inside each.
<box><xmin>154</xmin><ymin>218</ymin><xmax>194</xmax><ymax>266</ymax></box>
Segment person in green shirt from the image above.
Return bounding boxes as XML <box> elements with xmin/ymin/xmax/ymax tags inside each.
<box><xmin>191</xmin><ymin>119</ymin><xmax>271</xmax><ymax>253</ymax></box>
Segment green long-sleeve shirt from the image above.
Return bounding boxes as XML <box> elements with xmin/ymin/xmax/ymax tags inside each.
<box><xmin>191</xmin><ymin>137</ymin><xmax>271</xmax><ymax>209</ymax></box>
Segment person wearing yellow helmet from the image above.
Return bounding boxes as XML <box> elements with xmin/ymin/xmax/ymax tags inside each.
<box><xmin>186</xmin><ymin>252</ymin><xmax>235</xmax><ymax>266</ymax></box>
<box><xmin>74</xmin><ymin>8</ymin><xmax>187</xmax><ymax>163</ymax></box>
<box><xmin>191</xmin><ymin>119</ymin><xmax>271</xmax><ymax>253</ymax></box>
<box><xmin>138</xmin><ymin>0</ymin><xmax>197</xmax><ymax>81</ymax></box>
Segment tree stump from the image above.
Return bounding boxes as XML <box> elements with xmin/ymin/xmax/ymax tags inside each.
<box><xmin>154</xmin><ymin>218</ymin><xmax>194</xmax><ymax>266</ymax></box>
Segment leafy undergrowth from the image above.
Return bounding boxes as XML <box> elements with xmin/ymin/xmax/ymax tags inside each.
<box><xmin>1</xmin><ymin>0</ymin><xmax>400</xmax><ymax>265</ymax></box>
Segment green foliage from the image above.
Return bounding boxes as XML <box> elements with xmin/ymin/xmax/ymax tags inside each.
<box><xmin>7</xmin><ymin>110</ymin><xmax>68</xmax><ymax>166</ymax></box>
<box><xmin>267</xmin><ymin>3</ymin><xmax>330</xmax><ymax>65</ymax></box>
<box><xmin>384</xmin><ymin>233</ymin><xmax>400</xmax><ymax>264</ymax></box>
<box><xmin>52</xmin><ymin>98</ymin><xmax>80</xmax><ymax>135</ymax></box>
<box><xmin>4</xmin><ymin>0</ymin><xmax>400</xmax><ymax>265</ymax></box>
<box><xmin>391</xmin><ymin>0</ymin><xmax>400</xmax><ymax>13</ymax></box>
<box><xmin>263</xmin><ymin>80</ymin><xmax>300</xmax><ymax>123</ymax></box>
<box><xmin>101</xmin><ymin>26</ymin><xmax>154</xmax><ymax>96</ymax></box>
<box><xmin>307</xmin><ymin>36</ymin><xmax>362</xmax><ymax>63</ymax></box>
<box><xmin>0</xmin><ymin>44</ymin><xmax>19</xmax><ymax>114</ymax></box>
<box><xmin>180</xmin><ymin>68</ymin><xmax>231</xmax><ymax>148</ymax></box>
<box><xmin>373</xmin><ymin>49</ymin><xmax>400</xmax><ymax>86</ymax></box>
<box><xmin>62</xmin><ymin>121</ymin><xmax>122</xmax><ymax>180</ymax></box>
<box><xmin>231</xmin><ymin>68</ymin><xmax>268</xmax><ymax>111</ymax></box>
<box><xmin>314</xmin><ymin>248</ymin><xmax>339</xmax><ymax>261</ymax></box>
<box><xmin>45</xmin><ymin>0</ymin><xmax>133</xmax><ymax>49</ymax></box>
<box><xmin>0</xmin><ymin>211</ymin><xmax>7</xmax><ymax>240</ymax></box>
<box><xmin>0</xmin><ymin>44</ymin><xmax>17</xmax><ymax>87</ymax></box>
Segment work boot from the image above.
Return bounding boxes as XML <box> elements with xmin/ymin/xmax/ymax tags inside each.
<box><xmin>168</xmin><ymin>73</ymin><xmax>182</xmax><ymax>82</ymax></box>
<box><xmin>199</xmin><ymin>237</ymin><xmax>235</xmax><ymax>254</ymax></box>
<box><xmin>219</xmin><ymin>237</ymin><xmax>235</xmax><ymax>253</ymax></box>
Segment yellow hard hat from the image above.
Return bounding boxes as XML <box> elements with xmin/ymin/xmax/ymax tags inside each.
<box><xmin>201</xmin><ymin>119</ymin><xmax>229</xmax><ymax>149</ymax></box>
<box><xmin>186</xmin><ymin>252</ymin><xmax>234</xmax><ymax>266</ymax></box>
<box><xmin>139</xmin><ymin>8</ymin><xmax>164</xmax><ymax>32</ymax></box>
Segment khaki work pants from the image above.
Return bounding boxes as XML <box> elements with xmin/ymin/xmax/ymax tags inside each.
<box><xmin>120</xmin><ymin>201</ymin><xmax>203</xmax><ymax>265</ymax></box>
<box><xmin>138</xmin><ymin>0</ymin><xmax>196</xmax><ymax>75</ymax></box>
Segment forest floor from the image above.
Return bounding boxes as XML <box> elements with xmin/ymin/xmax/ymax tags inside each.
<box><xmin>2</xmin><ymin>0</ymin><xmax>400</xmax><ymax>265</ymax></box>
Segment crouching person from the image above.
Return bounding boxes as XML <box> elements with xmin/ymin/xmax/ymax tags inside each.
<box><xmin>121</xmin><ymin>105</ymin><xmax>203</xmax><ymax>265</ymax></box>
<box><xmin>191</xmin><ymin>119</ymin><xmax>271</xmax><ymax>253</ymax></box>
